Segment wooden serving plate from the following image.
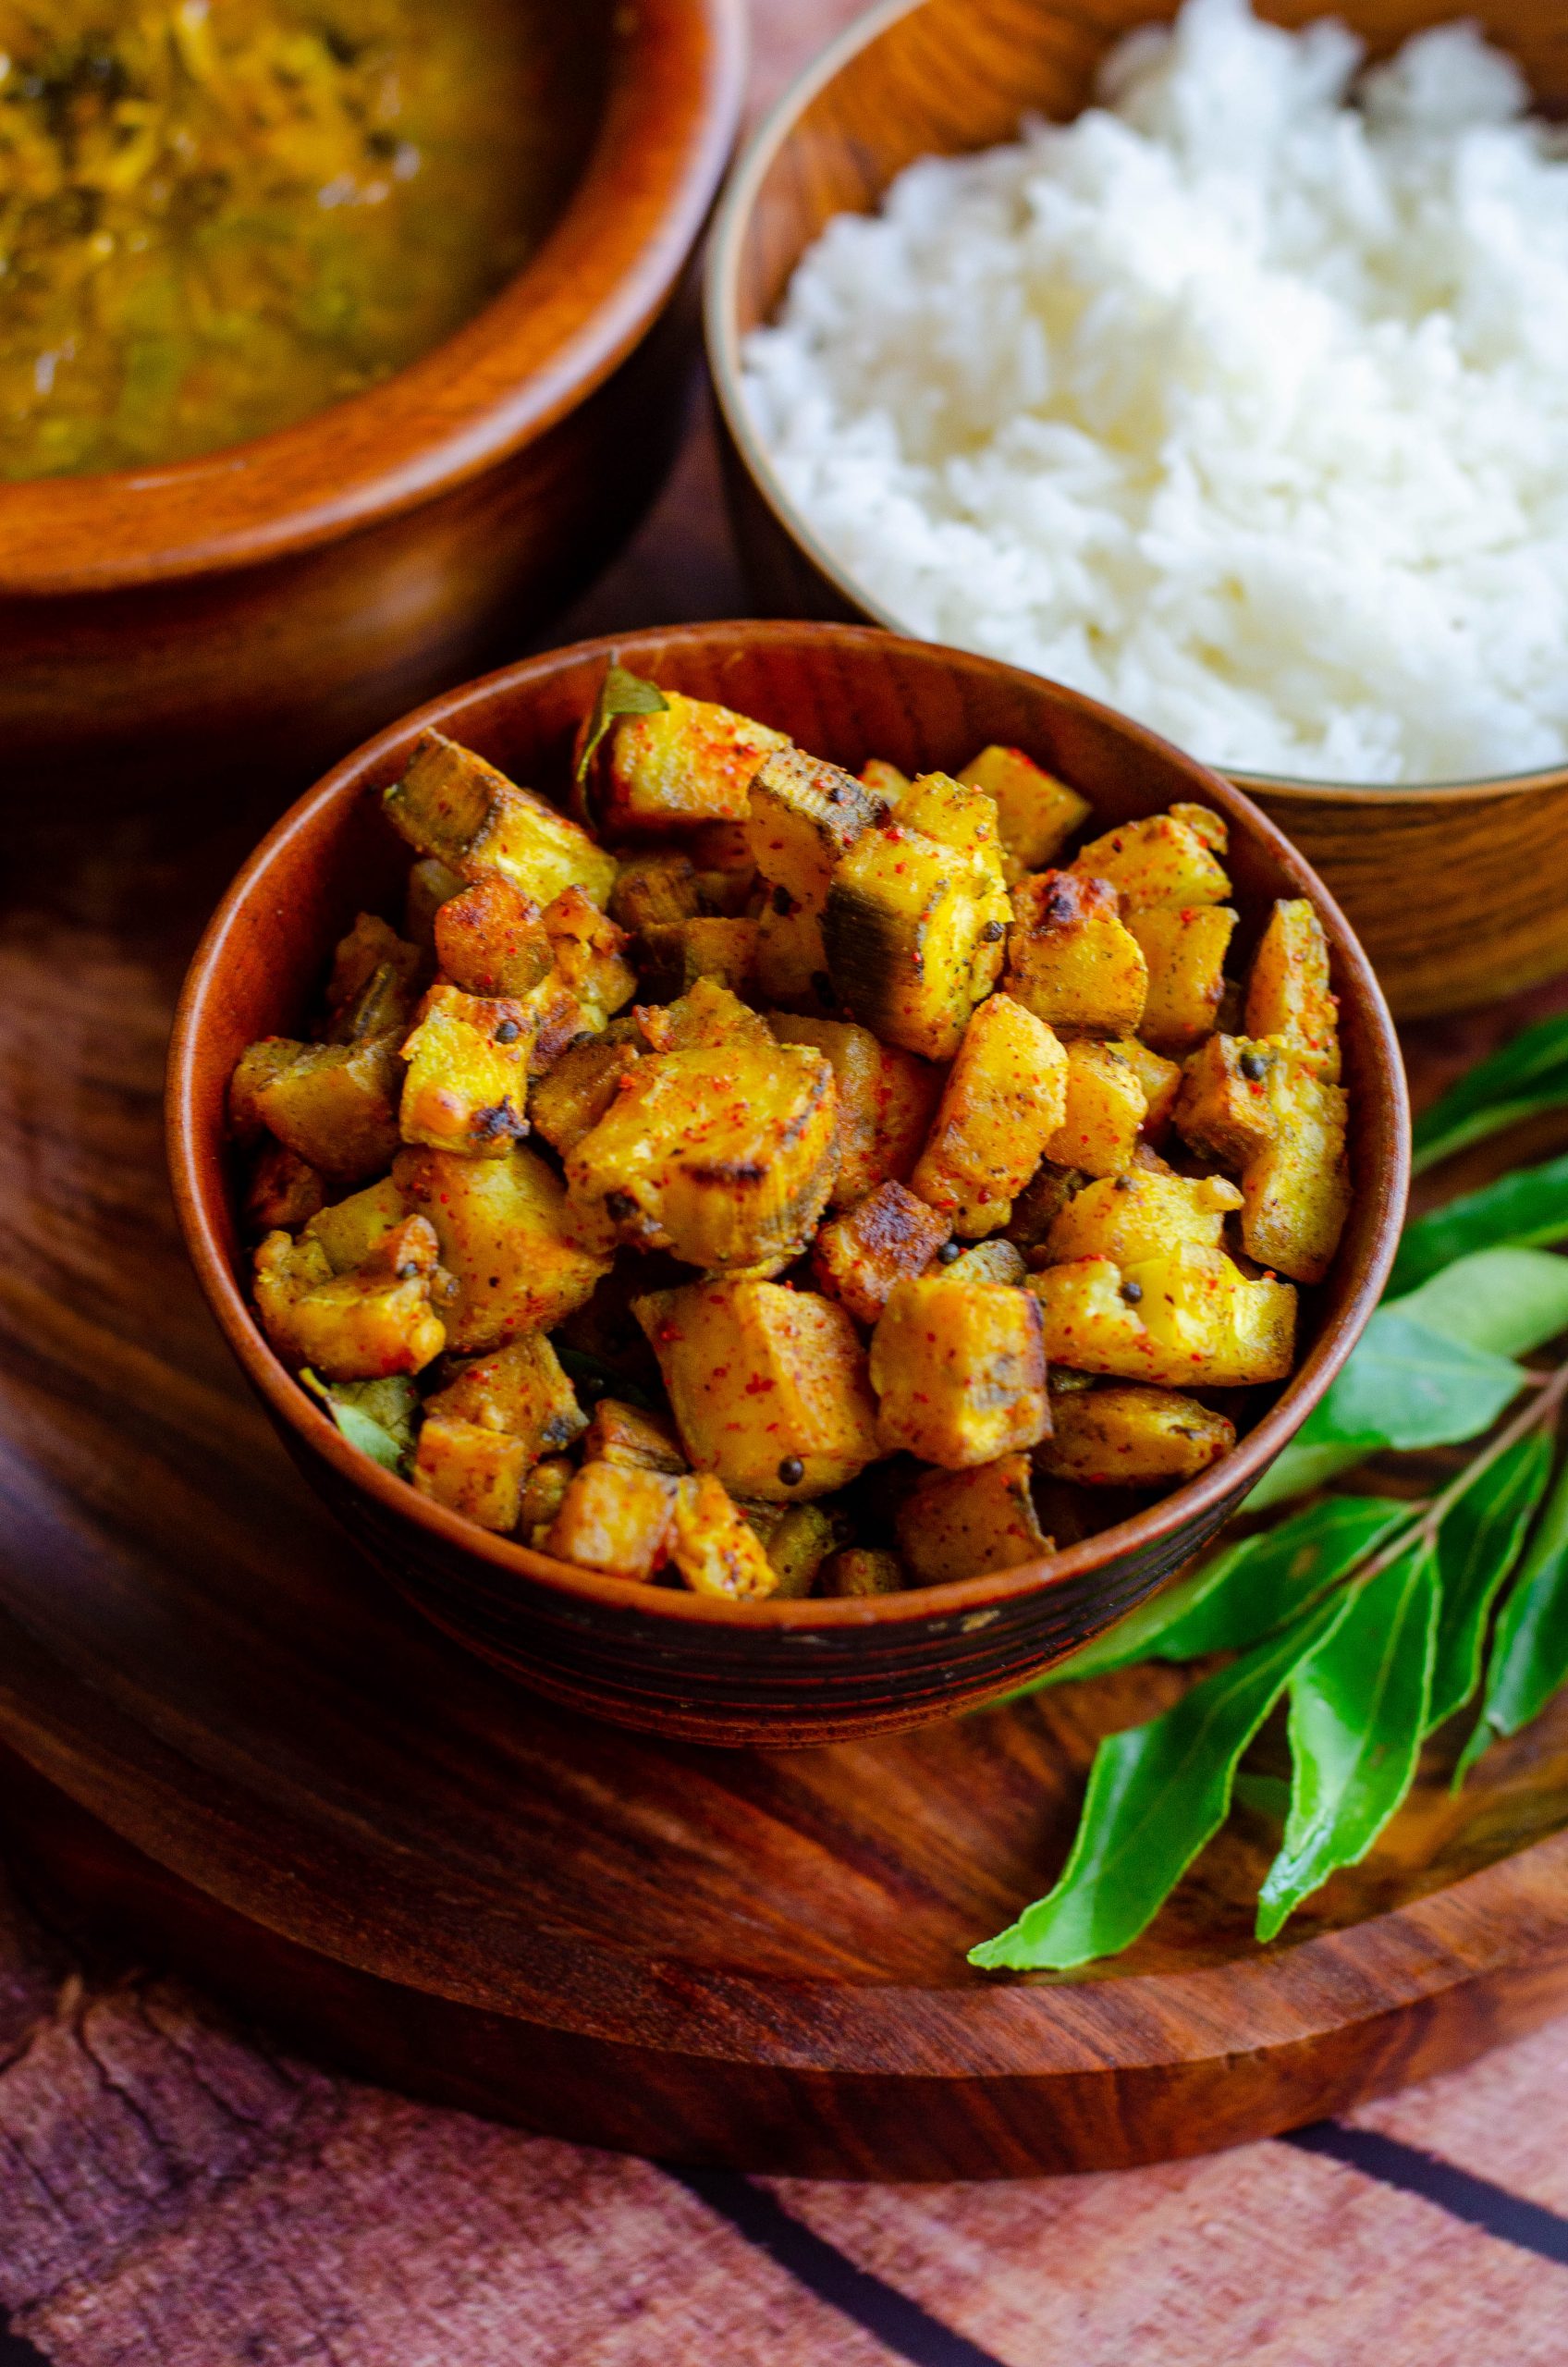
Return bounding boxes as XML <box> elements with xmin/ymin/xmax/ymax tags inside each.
<box><xmin>5</xmin><ymin>794</ymin><xmax>1568</xmax><ymax>2176</ymax></box>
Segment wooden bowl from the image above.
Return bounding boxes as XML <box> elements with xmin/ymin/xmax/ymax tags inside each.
<box><xmin>704</xmin><ymin>0</ymin><xmax>1568</xmax><ymax>1022</ymax></box>
<box><xmin>0</xmin><ymin>0</ymin><xmax>743</xmax><ymax>812</ymax></box>
<box><xmin>166</xmin><ymin>619</ymin><xmax>1407</xmax><ymax>1748</ymax></box>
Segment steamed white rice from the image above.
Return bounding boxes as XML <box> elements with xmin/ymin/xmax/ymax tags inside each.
<box><xmin>740</xmin><ymin>0</ymin><xmax>1568</xmax><ymax>784</ymax></box>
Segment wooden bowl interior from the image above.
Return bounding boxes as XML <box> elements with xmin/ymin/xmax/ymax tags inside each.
<box><xmin>174</xmin><ymin>623</ymin><xmax>1408</xmax><ymax>1646</ymax></box>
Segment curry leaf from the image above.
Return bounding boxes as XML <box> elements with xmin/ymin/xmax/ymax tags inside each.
<box><xmin>971</xmin><ymin>1596</ymin><xmax>1348</xmax><ymax>1971</ymax></box>
<box><xmin>1388</xmin><ymin>1154</ymin><xmax>1568</xmax><ymax>1295</ymax></box>
<box><xmin>300</xmin><ymin>1370</ymin><xmax>418</xmax><ymax>1473</ymax></box>
<box><xmin>1412</xmin><ymin>1013</ymin><xmax>1568</xmax><ymax>1175</ymax></box>
<box><xmin>1255</xmin><ymin>1541</ymin><xmax>1439</xmax><ymax>1943</ymax></box>
<box><xmin>1426</xmin><ymin>1429</ymin><xmax>1554</xmax><ymax>1735</ymax></box>
<box><xmin>1245</xmin><ymin>1437</ymin><xmax>1383</xmax><ymax>1512</ymax></box>
<box><xmin>1288</xmin><ymin>1310</ymin><xmax>1524</xmax><ymax>1453</ymax></box>
<box><xmin>1456</xmin><ymin>1454</ymin><xmax>1568</xmax><ymax>1784</ymax></box>
<box><xmin>572</xmin><ymin>663</ymin><xmax>668</xmax><ymax>824</ymax></box>
<box><xmin>1391</xmin><ymin>1247</ymin><xmax>1568</xmax><ymax>1361</ymax></box>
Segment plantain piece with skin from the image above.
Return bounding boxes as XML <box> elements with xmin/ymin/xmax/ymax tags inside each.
<box><xmin>239</xmin><ymin>1029</ymin><xmax>405</xmax><ymax>1183</ymax></box>
<box><xmin>582</xmin><ymin>1397</ymin><xmax>688</xmax><ymax>1475</ymax></box>
<box><xmin>394</xmin><ymin>1143</ymin><xmax>608</xmax><ymax>1355</ymax></box>
<box><xmin>1176</xmin><ymin>1034</ymin><xmax>1350</xmax><ymax>1283</ymax></box>
<box><xmin>519</xmin><ymin>1455</ymin><xmax>574</xmax><ymax>1543</ymax></box>
<box><xmin>1246</xmin><ymin>898</ymin><xmax>1341</xmax><ymax>1082</ymax></box>
<box><xmin>1072</xmin><ymin>808</ymin><xmax>1231</xmax><ymax>914</ymax></box>
<box><xmin>941</xmin><ymin>1238</ymin><xmax>1028</xmax><ymax>1287</ymax></box>
<box><xmin>1127</xmin><ymin>903</ymin><xmax>1237</xmax><ymax>1055</ymax></box>
<box><xmin>386</xmin><ymin>730</ymin><xmax>618</xmax><ymax>909</ymax></box>
<box><xmin>1044</xmin><ymin>1039</ymin><xmax>1148</xmax><ymax>1178</ymax></box>
<box><xmin>607</xmin><ymin>850</ymin><xmax>703</xmax><ymax>938</ymax></box>
<box><xmin>254</xmin><ymin>1215</ymin><xmax>448</xmax><ymax>1380</ymax></box>
<box><xmin>568</xmin><ymin>1036</ymin><xmax>839</xmax><ymax>1272</ymax></box>
<box><xmin>544</xmin><ymin>1460</ymin><xmax>679</xmax><ymax>1580</ymax></box>
<box><xmin>398</xmin><ymin>984</ymin><xmax>533</xmax><ymax>1158</ymax></box>
<box><xmin>529</xmin><ymin>1036</ymin><xmax>643</xmax><ymax>1158</ymax></box>
<box><xmin>812</xmin><ymin>1179</ymin><xmax>952</xmax><ymax>1325</ymax></box>
<box><xmin>636</xmin><ymin>1280</ymin><xmax>880</xmax><ymax>1501</ymax></box>
<box><xmin>1037</xmin><ymin>1383</ymin><xmax>1235</xmax><ymax>1489</ymax></box>
<box><xmin>1003</xmin><ymin>869</ymin><xmax>1147</xmax><ymax>1037</ymax></box>
<box><xmin>324</xmin><ymin>912</ymin><xmax>422</xmax><ymax>1044</ymax></box>
<box><xmin>769</xmin><ymin>1012</ymin><xmax>942</xmax><ymax>1208</ymax></box>
<box><xmin>668</xmin><ymin>1472</ymin><xmax>781</xmax><ymax>1600</ymax></box>
<box><xmin>434</xmin><ymin>875</ymin><xmax>554</xmax><ymax>1000</ymax></box>
<box><xmin>821</xmin><ymin>1547</ymin><xmax>906</xmax><ymax>1597</ymax></box>
<box><xmin>747</xmin><ymin>745</ymin><xmax>882</xmax><ymax>914</ymax></box>
<box><xmin>822</xmin><ymin>815</ymin><xmax>1010</xmax><ymax>1061</ymax></box>
<box><xmin>896</xmin><ymin>1453</ymin><xmax>1051</xmax><ymax>1586</ymax></box>
<box><xmin>870</xmin><ymin>1276</ymin><xmax>1048</xmax><ymax>1468</ymax></box>
<box><xmin>1030</xmin><ymin>1246</ymin><xmax>1295</xmax><ymax>1388</ymax></box>
<box><xmin>911</xmin><ymin>992</ymin><xmax>1068</xmax><ymax>1235</ymax></box>
<box><xmin>957</xmin><ymin>743</ymin><xmax>1091</xmax><ymax>879</ymax></box>
<box><xmin>766</xmin><ymin>1502</ymin><xmax>839</xmax><ymax>1598</ymax></box>
<box><xmin>405</xmin><ymin>855</ymin><xmax>465</xmax><ymax>951</ymax></box>
<box><xmin>590</xmin><ymin>692</ymin><xmax>788</xmax><ymax>833</ymax></box>
<box><xmin>639</xmin><ymin>915</ymin><xmax>758</xmax><ymax>997</ymax></box>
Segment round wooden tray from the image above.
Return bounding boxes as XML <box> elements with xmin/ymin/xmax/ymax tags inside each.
<box><xmin>6</xmin><ymin>788</ymin><xmax>1568</xmax><ymax>2183</ymax></box>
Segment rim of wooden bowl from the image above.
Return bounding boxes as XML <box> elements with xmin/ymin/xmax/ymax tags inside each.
<box><xmin>166</xmin><ymin>619</ymin><xmax>1410</xmax><ymax>1639</ymax></box>
<box><xmin>0</xmin><ymin>0</ymin><xmax>746</xmax><ymax>597</ymax></box>
<box><xmin>703</xmin><ymin>0</ymin><xmax>1568</xmax><ymax>809</ymax></box>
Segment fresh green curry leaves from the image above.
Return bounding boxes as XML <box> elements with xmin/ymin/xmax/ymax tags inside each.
<box><xmin>300</xmin><ymin>1370</ymin><xmax>418</xmax><ymax>1473</ymax></box>
<box><xmin>1393</xmin><ymin>1247</ymin><xmax>1568</xmax><ymax>1361</ymax></box>
<box><xmin>1255</xmin><ymin>1541</ymin><xmax>1439</xmax><ymax>1943</ymax></box>
<box><xmin>1457</xmin><ymin>1454</ymin><xmax>1568</xmax><ymax>1784</ymax></box>
<box><xmin>970</xmin><ymin>1597</ymin><xmax>1348</xmax><ymax>1971</ymax></box>
<box><xmin>1389</xmin><ymin>1153</ymin><xmax>1568</xmax><ymax>1295</ymax></box>
<box><xmin>571</xmin><ymin>663</ymin><xmax>668</xmax><ymax>826</ymax></box>
<box><xmin>1412</xmin><ymin>1012</ymin><xmax>1568</xmax><ymax>1174</ymax></box>
<box><xmin>1426</xmin><ymin>1428</ymin><xmax>1554</xmax><ymax>1735</ymax></box>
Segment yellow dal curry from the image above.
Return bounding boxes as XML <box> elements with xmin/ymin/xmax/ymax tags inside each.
<box><xmin>0</xmin><ymin>0</ymin><xmax>576</xmax><ymax>479</ymax></box>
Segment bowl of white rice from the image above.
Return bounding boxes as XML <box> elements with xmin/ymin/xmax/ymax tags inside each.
<box><xmin>705</xmin><ymin>0</ymin><xmax>1568</xmax><ymax>1018</ymax></box>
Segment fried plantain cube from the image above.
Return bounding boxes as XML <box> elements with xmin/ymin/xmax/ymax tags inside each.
<box><xmin>633</xmin><ymin>975</ymin><xmax>773</xmax><ymax>1055</ymax></box>
<box><xmin>544</xmin><ymin>1461</ymin><xmax>678</xmax><ymax>1580</ymax></box>
<box><xmin>398</xmin><ymin>985</ymin><xmax>533</xmax><ymax>1158</ymax></box>
<box><xmin>747</xmin><ymin>745</ymin><xmax>881</xmax><ymax>914</ymax></box>
<box><xmin>411</xmin><ymin>1417</ymin><xmax>530</xmax><ymax>1533</ymax></box>
<box><xmin>870</xmin><ymin>1277</ymin><xmax>1048</xmax><ymax>1468</ymax></box>
<box><xmin>434</xmin><ymin>875</ymin><xmax>554</xmax><ymax>1000</ymax></box>
<box><xmin>423</xmin><ymin>1333</ymin><xmax>587</xmax><ymax>1460</ymax></box>
<box><xmin>253</xmin><ymin>1217</ymin><xmax>447</xmax><ymax>1380</ymax></box>
<box><xmin>668</xmin><ymin>1471</ymin><xmax>781</xmax><ymax>1600</ymax></box>
<box><xmin>1030</xmin><ymin>1248</ymin><xmax>1295</xmax><ymax>1387</ymax></box>
<box><xmin>302</xmin><ymin>1173</ymin><xmax>407</xmax><ymax>1272</ymax></box>
<box><xmin>1044</xmin><ymin>1039</ymin><xmax>1148</xmax><ymax>1178</ymax></box>
<box><xmin>812</xmin><ymin>1179</ymin><xmax>952</xmax><ymax>1325</ymax></box>
<box><xmin>244</xmin><ymin>1030</ymin><xmax>405</xmax><ymax>1182</ymax></box>
<box><xmin>1109</xmin><ymin>1037</ymin><xmax>1182</xmax><ymax>1138</ymax></box>
<box><xmin>1037</xmin><ymin>1383</ymin><xmax>1235</xmax><ymax>1488</ymax></box>
<box><xmin>823</xmin><ymin>822</ymin><xmax>1010</xmax><ymax>1061</ymax></box>
<box><xmin>1246</xmin><ymin>898</ymin><xmax>1341</xmax><ymax>1082</ymax></box>
<box><xmin>607</xmin><ymin>850</ymin><xmax>703</xmax><ymax>937</ymax></box>
<box><xmin>243</xmin><ymin>1141</ymin><xmax>325</xmax><ymax>1235</ymax></box>
<box><xmin>896</xmin><ymin>1453</ymin><xmax>1051</xmax><ymax>1585</ymax></box>
<box><xmin>822</xmin><ymin>1547</ymin><xmax>906</xmax><ymax>1597</ymax></box>
<box><xmin>1241</xmin><ymin>1054</ymin><xmax>1352</xmax><ymax>1285</ymax></box>
<box><xmin>582</xmin><ymin>1397</ymin><xmax>688</xmax><ymax>1474</ymax></box>
<box><xmin>753</xmin><ymin>894</ymin><xmax>831</xmax><ymax>1008</ymax></box>
<box><xmin>1128</xmin><ymin>903</ymin><xmax>1238</xmax><ymax>1054</ymax></box>
<box><xmin>858</xmin><ymin>757</ymin><xmax>911</xmax><ymax>807</ymax></box>
<box><xmin>542</xmin><ymin>887</ymin><xmax>637</xmax><ymax>1024</ymax></box>
<box><xmin>386</xmin><ymin>730</ymin><xmax>618</xmax><ymax>908</ymax></box>
<box><xmin>1174</xmin><ymin>1032</ymin><xmax>1278</xmax><ymax>1165</ymax></box>
<box><xmin>911</xmin><ymin>992</ymin><xmax>1068</xmax><ymax>1234</ymax></box>
<box><xmin>594</xmin><ymin>692</ymin><xmax>788</xmax><ymax>832</ymax></box>
<box><xmin>1003</xmin><ymin>870</ymin><xmax>1147</xmax><ymax>1037</ymax></box>
<box><xmin>769</xmin><ymin>1012</ymin><xmax>943</xmax><ymax>1207</ymax></box>
<box><xmin>1043</xmin><ymin>1167</ymin><xmax>1243</xmax><ymax>1267</ymax></box>
<box><xmin>529</xmin><ymin>1036</ymin><xmax>643</xmax><ymax>1158</ymax></box>
<box><xmin>635</xmin><ymin>1281</ymin><xmax>880</xmax><ymax>1500</ymax></box>
<box><xmin>766</xmin><ymin>1502</ymin><xmax>839</xmax><ymax>1598</ymax></box>
<box><xmin>1003</xmin><ymin>1159</ymin><xmax>1086</xmax><ymax>1258</ymax></box>
<box><xmin>896</xmin><ymin>773</ymin><xmax>1009</xmax><ymax>889</ymax></box>
<box><xmin>957</xmin><ymin>744</ymin><xmax>1091</xmax><ymax>878</ymax></box>
<box><xmin>941</xmin><ymin>1238</ymin><xmax>1028</xmax><ymax>1286</ymax></box>
<box><xmin>568</xmin><ymin>1038</ymin><xmax>839</xmax><ymax>1272</ymax></box>
<box><xmin>1072</xmin><ymin>810</ymin><xmax>1231</xmax><ymax>914</ymax></box>
<box><xmin>324</xmin><ymin>912</ymin><xmax>422</xmax><ymax>1043</ymax></box>
<box><xmin>395</xmin><ymin>1143</ymin><xmax>609</xmax><ymax>1354</ymax></box>
<box><xmin>642</xmin><ymin>914</ymin><xmax>758</xmax><ymax>996</ymax></box>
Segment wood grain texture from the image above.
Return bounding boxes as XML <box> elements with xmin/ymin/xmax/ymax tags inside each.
<box><xmin>0</xmin><ymin>0</ymin><xmax>744</xmax><ymax>808</ymax></box>
<box><xmin>704</xmin><ymin>0</ymin><xmax>1568</xmax><ymax>1021</ymax></box>
<box><xmin>166</xmin><ymin>620</ymin><xmax>1404</xmax><ymax>1747</ymax></box>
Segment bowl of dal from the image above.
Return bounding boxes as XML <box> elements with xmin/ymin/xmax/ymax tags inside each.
<box><xmin>2</xmin><ymin>0</ymin><xmax>744</xmax><ymax>806</ymax></box>
<box><xmin>705</xmin><ymin>0</ymin><xmax>1568</xmax><ymax>1018</ymax></box>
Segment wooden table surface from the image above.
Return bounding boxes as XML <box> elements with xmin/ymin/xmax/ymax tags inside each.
<box><xmin>6</xmin><ymin>4</ymin><xmax>1568</xmax><ymax>2359</ymax></box>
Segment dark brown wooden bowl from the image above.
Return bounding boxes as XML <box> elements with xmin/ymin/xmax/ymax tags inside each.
<box><xmin>166</xmin><ymin>620</ymin><xmax>1408</xmax><ymax>1748</ymax></box>
<box><xmin>0</xmin><ymin>0</ymin><xmax>743</xmax><ymax>812</ymax></box>
<box><xmin>704</xmin><ymin>0</ymin><xmax>1568</xmax><ymax>1022</ymax></box>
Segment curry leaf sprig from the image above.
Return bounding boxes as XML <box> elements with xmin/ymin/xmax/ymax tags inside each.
<box><xmin>973</xmin><ymin>1014</ymin><xmax>1568</xmax><ymax>1975</ymax></box>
